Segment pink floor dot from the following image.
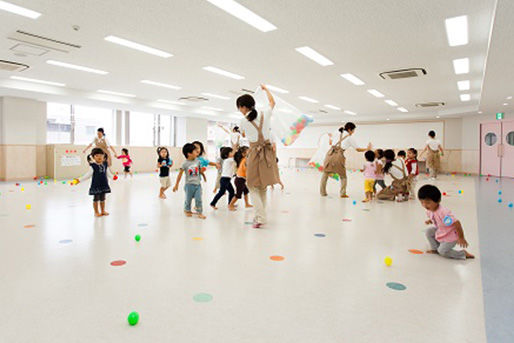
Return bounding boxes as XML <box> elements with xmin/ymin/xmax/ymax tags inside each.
<box><xmin>110</xmin><ymin>260</ymin><xmax>126</xmax><ymax>266</ymax></box>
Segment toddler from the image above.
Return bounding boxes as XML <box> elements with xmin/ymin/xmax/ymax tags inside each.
<box><xmin>210</xmin><ymin>147</ymin><xmax>236</xmax><ymax>210</ymax></box>
<box><xmin>157</xmin><ymin>147</ymin><xmax>173</xmax><ymax>199</ymax></box>
<box><xmin>116</xmin><ymin>148</ymin><xmax>133</xmax><ymax>178</ymax></box>
<box><xmin>362</xmin><ymin>150</ymin><xmax>376</xmax><ymax>202</ymax></box>
<box><xmin>405</xmin><ymin>148</ymin><xmax>419</xmax><ymax>199</ymax></box>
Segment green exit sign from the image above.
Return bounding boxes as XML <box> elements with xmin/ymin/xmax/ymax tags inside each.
<box><xmin>496</xmin><ymin>112</ymin><xmax>504</xmax><ymax>120</ymax></box>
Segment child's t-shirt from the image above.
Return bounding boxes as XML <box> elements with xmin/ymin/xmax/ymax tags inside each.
<box><xmin>117</xmin><ymin>154</ymin><xmax>132</xmax><ymax>166</ymax></box>
<box><xmin>158</xmin><ymin>157</ymin><xmax>171</xmax><ymax>177</ymax></box>
<box><xmin>375</xmin><ymin>159</ymin><xmax>384</xmax><ymax>180</ymax></box>
<box><xmin>181</xmin><ymin>159</ymin><xmax>201</xmax><ymax>185</ymax></box>
<box><xmin>363</xmin><ymin>161</ymin><xmax>376</xmax><ymax>179</ymax></box>
<box><xmin>237</xmin><ymin>157</ymin><xmax>247</xmax><ymax>178</ymax></box>
<box><xmin>406</xmin><ymin>158</ymin><xmax>419</xmax><ymax>176</ymax></box>
<box><xmin>221</xmin><ymin>158</ymin><xmax>236</xmax><ymax>178</ymax></box>
<box><xmin>426</xmin><ymin>205</ymin><xmax>459</xmax><ymax>242</ymax></box>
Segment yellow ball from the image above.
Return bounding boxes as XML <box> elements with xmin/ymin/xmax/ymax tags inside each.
<box><xmin>21</xmin><ymin>188</ymin><xmax>25</xmax><ymax>192</ymax></box>
<box><xmin>384</xmin><ymin>256</ymin><xmax>392</xmax><ymax>266</ymax></box>
<box><xmin>25</xmin><ymin>204</ymin><xmax>31</xmax><ymax>210</ymax></box>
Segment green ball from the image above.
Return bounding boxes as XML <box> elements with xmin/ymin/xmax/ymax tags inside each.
<box><xmin>135</xmin><ymin>234</ymin><xmax>141</xmax><ymax>242</ymax></box>
<box><xmin>127</xmin><ymin>311</ymin><xmax>139</xmax><ymax>326</ymax></box>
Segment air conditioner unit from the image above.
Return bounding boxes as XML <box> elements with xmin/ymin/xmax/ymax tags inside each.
<box><xmin>379</xmin><ymin>68</ymin><xmax>427</xmax><ymax>80</ymax></box>
<box><xmin>415</xmin><ymin>102</ymin><xmax>445</xmax><ymax>108</ymax></box>
<box><xmin>0</xmin><ymin>60</ymin><xmax>29</xmax><ymax>72</ymax></box>
<box><xmin>8</xmin><ymin>30</ymin><xmax>81</xmax><ymax>53</ymax></box>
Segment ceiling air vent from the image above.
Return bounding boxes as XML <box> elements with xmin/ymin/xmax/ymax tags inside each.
<box><xmin>415</xmin><ymin>102</ymin><xmax>445</xmax><ymax>108</ymax></box>
<box><xmin>229</xmin><ymin>88</ymin><xmax>255</xmax><ymax>95</ymax></box>
<box><xmin>379</xmin><ymin>68</ymin><xmax>427</xmax><ymax>80</ymax></box>
<box><xmin>178</xmin><ymin>96</ymin><xmax>208</xmax><ymax>103</ymax></box>
<box><xmin>8</xmin><ymin>30</ymin><xmax>81</xmax><ymax>53</ymax></box>
<box><xmin>0</xmin><ymin>60</ymin><xmax>29</xmax><ymax>72</ymax></box>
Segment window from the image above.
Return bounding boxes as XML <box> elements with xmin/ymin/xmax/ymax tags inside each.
<box><xmin>129</xmin><ymin>112</ymin><xmax>155</xmax><ymax>146</ymax></box>
<box><xmin>74</xmin><ymin>105</ymin><xmax>116</xmax><ymax>145</ymax></box>
<box><xmin>484</xmin><ymin>132</ymin><xmax>497</xmax><ymax>146</ymax></box>
<box><xmin>47</xmin><ymin>103</ymin><xmax>72</xmax><ymax>144</ymax></box>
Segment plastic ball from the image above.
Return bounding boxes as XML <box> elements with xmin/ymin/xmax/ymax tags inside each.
<box><xmin>135</xmin><ymin>234</ymin><xmax>141</xmax><ymax>242</ymax></box>
<box><xmin>21</xmin><ymin>188</ymin><xmax>24</xmax><ymax>192</ymax></box>
<box><xmin>498</xmin><ymin>198</ymin><xmax>502</xmax><ymax>203</ymax></box>
<box><xmin>25</xmin><ymin>204</ymin><xmax>31</xmax><ymax>210</ymax></box>
<box><xmin>352</xmin><ymin>200</ymin><xmax>357</xmax><ymax>205</ymax></box>
<box><xmin>127</xmin><ymin>311</ymin><xmax>139</xmax><ymax>326</ymax></box>
<box><xmin>508</xmin><ymin>202</ymin><xmax>513</xmax><ymax>208</ymax></box>
<box><xmin>442</xmin><ymin>192</ymin><xmax>447</xmax><ymax>196</ymax></box>
<box><xmin>15</xmin><ymin>183</ymin><xmax>20</xmax><ymax>186</ymax></box>
<box><xmin>443</xmin><ymin>215</ymin><xmax>453</xmax><ymax>226</ymax></box>
<box><xmin>384</xmin><ymin>256</ymin><xmax>392</xmax><ymax>266</ymax></box>
<box><xmin>496</xmin><ymin>179</ymin><xmax>499</xmax><ymax>183</ymax></box>
<box><xmin>458</xmin><ymin>190</ymin><xmax>462</xmax><ymax>194</ymax></box>
<box><xmin>498</xmin><ymin>191</ymin><xmax>502</xmax><ymax>195</ymax></box>
<box><xmin>113</xmin><ymin>175</ymin><xmax>118</xmax><ymax>181</ymax></box>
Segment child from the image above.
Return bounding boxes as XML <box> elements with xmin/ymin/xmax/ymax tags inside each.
<box><xmin>172</xmin><ymin>143</ymin><xmax>206</xmax><ymax>219</ymax></box>
<box><xmin>405</xmin><ymin>148</ymin><xmax>419</xmax><ymax>199</ymax></box>
<box><xmin>116</xmin><ymin>148</ymin><xmax>133</xmax><ymax>178</ymax></box>
<box><xmin>210</xmin><ymin>147</ymin><xmax>236</xmax><ymax>210</ymax></box>
<box><xmin>421</xmin><ymin>130</ymin><xmax>444</xmax><ymax>179</ymax></box>
<box><xmin>374</xmin><ymin>149</ymin><xmax>386</xmax><ymax>193</ymax></box>
<box><xmin>382</xmin><ymin>149</ymin><xmax>410</xmax><ymax>202</ymax></box>
<box><xmin>229</xmin><ymin>146</ymin><xmax>253</xmax><ymax>209</ymax></box>
<box><xmin>397</xmin><ymin>150</ymin><xmax>406</xmax><ymax>161</ymax></box>
<box><xmin>157</xmin><ymin>147</ymin><xmax>173</xmax><ymax>199</ymax></box>
<box><xmin>74</xmin><ymin>148</ymin><xmax>113</xmax><ymax>217</ymax></box>
<box><xmin>192</xmin><ymin>141</ymin><xmax>221</xmax><ymax>171</ymax></box>
<box><xmin>362</xmin><ymin>150</ymin><xmax>377</xmax><ymax>202</ymax></box>
<box><xmin>418</xmin><ymin>185</ymin><xmax>474</xmax><ymax>259</ymax></box>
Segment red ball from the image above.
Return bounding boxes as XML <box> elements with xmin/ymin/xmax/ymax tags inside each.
<box><xmin>443</xmin><ymin>192</ymin><xmax>447</xmax><ymax>196</ymax></box>
<box><xmin>113</xmin><ymin>175</ymin><xmax>118</xmax><ymax>180</ymax></box>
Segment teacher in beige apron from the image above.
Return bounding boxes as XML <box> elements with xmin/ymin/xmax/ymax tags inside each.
<box><xmin>82</xmin><ymin>128</ymin><xmax>117</xmax><ymax>167</ymax></box>
<box><xmin>237</xmin><ymin>85</ymin><xmax>279</xmax><ymax>228</ymax></box>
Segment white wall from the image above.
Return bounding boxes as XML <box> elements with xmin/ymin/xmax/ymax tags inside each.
<box><xmin>0</xmin><ymin>96</ymin><xmax>46</xmax><ymax>144</ymax></box>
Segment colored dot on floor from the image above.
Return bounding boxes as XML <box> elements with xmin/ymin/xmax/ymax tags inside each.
<box><xmin>386</xmin><ymin>282</ymin><xmax>407</xmax><ymax>291</ymax></box>
<box><xmin>314</xmin><ymin>233</ymin><xmax>326</xmax><ymax>237</ymax></box>
<box><xmin>342</xmin><ymin>218</ymin><xmax>352</xmax><ymax>222</ymax></box>
<box><xmin>59</xmin><ymin>239</ymin><xmax>73</xmax><ymax>244</ymax></box>
<box><xmin>270</xmin><ymin>255</ymin><xmax>285</xmax><ymax>261</ymax></box>
<box><xmin>110</xmin><ymin>260</ymin><xmax>126</xmax><ymax>266</ymax></box>
<box><xmin>23</xmin><ymin>224</ymin><xmax>36</xmax><ymax>228</ymax></box>
<box><xmin>193</xmin><ymin>293</ymin><xmax>213</xmax><ymax>303</ymax></box>
<box><xmin>192</xmin><ymin>237</ymin><xmax>203</xmax><ymax>241</ymax></box>
<box><xmin>408</xmin><ymin>249</ymin><xmax>424</xmax><ymax>254</ymax></box>
<box><xmin>137</xmin><ymin>223</ymin><xmax>148</xmax><ymax>227</ymax></box>
<box><xmin>244</xmin><ymin>221</ymin><xmax>253</xmax><ymax>225</ymax></box>
<box><xmin>362</xmin><ymin>209</ymin><xmax>371</xmax><ymax>212</ymax></box>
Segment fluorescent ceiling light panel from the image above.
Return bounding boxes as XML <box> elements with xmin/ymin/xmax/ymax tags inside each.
<box><xmin>266</xmin><ymin>84</ymin><xmax>289</xmax><ymax>94</ymax></box>
<box><xmin>384</xmin><ymin>99</ymin><xmax>398</xmax><ymax>106</ymax></box>
<box><xmin>436</xmin><ymin>116</ymin><xmax>441</xmax><ymax>118</ymax></box>
<box><xmin>295</xmin><ymin>46</ymin><xmax>334</xmax><ymax>66</ymax></box>
<box><xmin>201</xmin><ymin>92</ymin><xmax>230</xmax><ymax>100</ymax></box>
<box><xmin>457</xmin><ymin>80</ymin><xmax>470</xmax><ymax>91</ymax></box>
<box><xmin>97</xmin><ymin>89</ymin><xmax>136</xmax><ymax>98</ymax></box>
<box><xmin>503</xmin><ymin>103</ymin><xmax>508</xmax><ymax>106</ymax></box>
<box><xmin>507</xmin><ymin>96</ymin><xmax>512</xmax><ymax>100</ymax></box>
<box><xmin>104</xmin><ymin>35</ymin><xmax>172</xmax><ymax>58</ymax></box>
<box><xmin>397</xmin><ymin>107</ymin><xmax>408</xmax><ymax>112</ymax></box>
<box><xmin>298</xmin><ymin>96</ymin><xmax>318</xmax><ymax>103</ymax></box>
<box><xmin>141</xmin><ymin>80</ymin><xmax>181</xmax><ymax>90</ymax></box>
<box><xmin>202</xmin><ymin>66</ymin><xmax>244</xmax><ymax>80</ymax></box>
<box><xmin>344</xmin><ymin>110</ymin><xmax>356</xmax><ymax>115</ymax></box>
<box><xmin>340</xmin><ymin>73</ymin><xmax>365</xmax><ymax>86</ymax></box>
<box><xmin>157</xmin><ymin>99</ymin><xmax>186</xmax><ymax>105</ymax></box>
<box><xmin>453</xmin><ymin>58</ymin><xmax>469</xmax><ymax>74</ymax></box>
<box><xmin>445</xmin><ymin>15</ymin><xmax>468</xmax><ymax>47</ymax></box>
<box><xmin>205</xmin><ymin>0</ymin><xmax>277</xmax><ymax>32</ymax></box>
<box><xmin>0</xmin><ymin>0</ymin><xmax>41</xmax><ymax>19</ymax></box>
<box><xmin>324</xmin><ymin>104</ymin><xmax>341</xmax><ymax>110</ymax></box>
<box><xmin>10</xmin><ymin>76</ymin><xmax>65</xmax><ymax>87</ymax></box>
<box><xmin>459</xmin><ymin>94</ymin><xmax>470</xmax><ymax>101</ymax></box>
<box><xmin>46</xmin><ymin>60</ymin><xmax>108</xmax><ymax>75</ymax></box>
<box><xmin>202</xmin><ymin>106</ymin><xmax>223</xmax><ymax>111</ymax></box>
<box><xmin>367</xmin><ymin>89</ymin><xmax>385</xmax><ymax>98</ymax></box>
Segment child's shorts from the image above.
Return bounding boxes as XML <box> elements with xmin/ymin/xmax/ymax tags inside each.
<box><xmin>160</xmin><ymin>176</ymin><xmax>171</xmax><ymax>188</ymax></box>
<box><xmin>124</xmin><ymin>166</ymin><xmax>131</xmax><ymax>172</ymax></box>
<box><xmin>364</xmin><ymin>179</ymin><xmax>375</xmax><ymax>193</ymax></box>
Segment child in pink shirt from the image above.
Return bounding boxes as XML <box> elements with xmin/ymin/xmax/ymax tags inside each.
<box><xmin>418</xmin><ymin>184</ymin><xmax>474</xmax><ymax>259</ymax></box>
<box><xmin>362</xmin><ymin>150</ymin><xmax>377</xmax><ymax>203</ymax></box>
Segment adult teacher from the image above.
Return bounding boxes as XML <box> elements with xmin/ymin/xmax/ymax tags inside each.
<box><xmin>320</xmin><ymin>122</ymin><xmax>371</xmax><ymax>198</ymax></box>
<box><xmin>82</xmin><ymin>128</ymin><xmax>117</xmax><ymax>167</ymax></box>
<box><xmin>237</xmin><ymin>85</ymin><xmax>279</xmax><ymax>229</ymax></box>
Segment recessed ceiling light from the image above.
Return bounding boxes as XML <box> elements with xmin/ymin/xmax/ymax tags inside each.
<box><xmin>265</xmin><ymin>84</ymin><xmax>289</xmax><ymax>94</ymax></box>
<box><xmin>453</xmin><ymin>58</ymin><xmax>469</xmax><ymax>74</ymax></box>
<box><xmin>386</xmin><ymin>118</ymin><xmax>390</xmax><ymax>121</ymax></box>
<box><xmin>367</xmin><ymin>89</ymin><xmax>385</xmax><ymax>98</ymax></box>
<box><xmin>397</xmin><ymin>107</ymin><xmax>408</xmax><ymax>112</ymax></box>
<box><xmin>97</xmin><ymin>89</ymin><xmax>136</xmax><ymax>98</ymax></box>
<box><xmin>384</xmin><ymin>100</ymin><xmax>398</xmax><ymax>106</ymax></box>
<box><xmin>436</xmin><ymin>115</ymin><xmax>441</xmax><ymax>118</ymax></box>
<box><xmin>460</xmin><ymin>94</ymin><xmax>471</xmax><ymax>101</ymax></box>
<box><xmin>10</xmin><ymin>76</ymin><xmax>65</xmax><ymax>87</ymax></box>
<box><xmin>295</xmin><ymin>46</ymin><xmax>334</xmax><ymax>66</ymax></box>
<box><xmin>202</xmin><ymin>66</ymin><xmax>244</xmax><ymax>80</ymax></box>
<box><xmin>507</xmin><ymin>96</ymin><xmax>512</xmax><ymax>100</ymax></box>
<box><xmin>157</xmin><ymin>99</ymin><xmax>186</xmax><ymax>106</ymax></box>
<box><xmin>205</xmin><ymin>0</ymin><xmax>277</xmax><ymax>32</ymax></box>
<box><xmin>141</xmin><ymin>80</ymin><xmax>181</xmax><ymax>90</ymax></box>
<box><xmin>298</xmin><ymin>96</ymin><xmax>318</xmax><ymax>103</ymax></box>
<box><xmin>0</xmin><ymin>0</ymin><xmax>41</xmax><ymax>19</ymax></box>
<box><xmin>457</xmin><ymin>80</ymin><xmax>470</xmax><ymax>91</ymax></box>
<box><xmin>340</xmin><ymin>73</ymin><xmax>365</xmax><ymax>86</ymax></box>
<box><xmin>201</xmin><ymin>92</ymin><xmax>230</xmax><ymax>100</ymax></box>
<box><xmin>503</xmin><ymin>103</ymin><xmax>508</xmax><ymax>106</ymax></box>
<box><xmin>104</xmin><ymin>35</ymin><xmax>172</xmax><ymax>58</ymax></box>
<box><xmin>478</xmin><ymin>111</ymin><xmax>483</xmax><ymax>114</ymax></box>
<box><xmin>325</xmin><ymin>104</ymin><xmax>341</xmax><ymax>110</ymax></box>
<box><xmin>46</xmin><ymin>60</ymin><xmax>108</xmax><ymax>75</ymax></box>
<box><xmin>445</xmin><ymin>15</ymin><xmax>468</xmax><ymax>47</ymax></box>
<box><xmin>344</xmin><ymin>110</ymin><xmax>356</xmax><ymax>115</ymax></box>
<box><xmin>201</xmin><ymin>106</ymin><xmax>223</xmax><ymax>111</ymax></box>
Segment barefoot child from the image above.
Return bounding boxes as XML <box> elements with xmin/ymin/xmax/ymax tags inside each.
<box><xmin>405</xmin><ymin>148</ymin><xmax>419</xmax><ymax>199</ymax></box>
<box><xmin>362</xmin><ymin>150</ymin><xmax>376</xmax><ymax>202</ymax></box>
<box><xmin>173</xmin><ymin>143</ymin><xmax>206</xmax><ymax>218</ymax></box>
<box><xmin>116</xmin><ymin>148</ymin><xmax>133</xmax><ymax>178</ymax></box>
<box><xmin>210</xmin><ymin>147</ymin><xmax>236</xmax><ymax>210</ymax></box>
<box><xmin>74</xmin><ymin>148</ymin><xmax>113</xmax><ymax>217</ymax></box>
<box><xmin>157</xmin><ymin>147</ymin><xmax>173</xmax><ymax>199</ymax></box>
<box><xmin>229</xmin><ymin>146</ymin><xmax>253</xmax><ymax>209</ymax></box>
<box><xmin>418</xmin><ymin>184</ymin><xmax>474</xmax><ymax>259</ymax></box>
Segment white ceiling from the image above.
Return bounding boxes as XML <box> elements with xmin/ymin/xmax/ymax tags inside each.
<box><xmin>0</xmin><ymin>0</ymin><xmax>507</xmax><ymax>123</ymax></box>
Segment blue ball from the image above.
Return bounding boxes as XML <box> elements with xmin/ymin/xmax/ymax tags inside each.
<box><xmin>498</xmin><ymin>198</ymin><xmax>503</xmax><ymax>203</ymax></box>
<box><xmin>509</xmin><ymin>202</ymin><xmax>513</xmax><ymax>208</ymax></box>
<box><xmin>352</xmin><ymin>200</ymin><xmax>357</xmax><ymax>205</ymax></box>
<box><xmin>498</xmin><ymin>191</ymin><xmax>502</xmax><ymax>195</ymax></box>
<box><xmin>496</xmin><ymin>179</ymin><xmax>499</xmax><ymax>183</ymax></box>
<box><xmin>458</xmin><ymin>190</ymin><xmax>462</xmax><ymax>194</ymax></box>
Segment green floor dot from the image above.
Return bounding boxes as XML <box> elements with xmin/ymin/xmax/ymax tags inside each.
<box><xmin>193</xmin><ymin>293</ymin><xmax>213</xmax><ymax>303</ymax></box>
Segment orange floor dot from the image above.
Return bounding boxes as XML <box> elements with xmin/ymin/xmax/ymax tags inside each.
<box><xmin>408</xmin><ymin>249</ymin><xmax>424</xmax><ymax>254</ymax></box>
<box><xmin>270</xmin><ymin>255</ymin><xmax>285</xmax><ymax>261</ymax></box>
<box><xmin>24</xmin><ymin>225</ymin><xmax>35</xmax><ymax>228</ymax></box>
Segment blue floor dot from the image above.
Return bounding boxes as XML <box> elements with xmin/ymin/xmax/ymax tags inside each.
<box><xmin>138</xmin><ymin>223</ymin><xmax>148</xmax><ymax>227</ymax></box>
<box><xmin>386</xmin><ymin>282</ymin><xmax>407</xmax><ymax>291</ymax></box>
<box><xmin>193</xmin><ymin>293</ymin><xmax>213</xmax><ymax>303</ymax></box>
<box><xmin>59</xmin><ymin>239</ymin><xmax>73</xmax><ymax>244</ymax></box>
<box><xmin>314</xmin><ymin>233</ymin><xmax>326</xmax><ymax>237</ymax></box>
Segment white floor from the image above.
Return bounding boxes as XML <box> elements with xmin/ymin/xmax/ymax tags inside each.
<box><xmin>0</xmin><ymin>169</ymin><xmax>486</xmax><ymax>343</ymax></box>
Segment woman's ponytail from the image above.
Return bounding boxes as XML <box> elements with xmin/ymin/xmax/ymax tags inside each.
<box><xmin>236</xmin><ymin>94</ymin><xmax>257</xmax><ymax>122</ymax></box>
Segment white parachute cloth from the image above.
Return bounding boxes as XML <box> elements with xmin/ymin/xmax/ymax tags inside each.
<box><xmin>308</xmin><ymin>132</ymin><xmax>340</xmax><ymax>180</ymax></box>
<box><xmin>253</xmin><ymin>88</ymin><xmax>314</xmax><ymax>146</ymax></box>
